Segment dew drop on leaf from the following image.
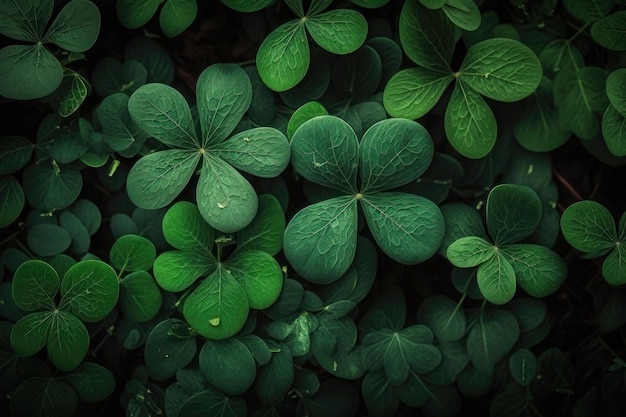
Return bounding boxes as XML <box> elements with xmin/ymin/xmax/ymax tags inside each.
<box><xmin>217</xmin><ymin>202</ymin><xmax>228</xmax><ymax>209</ymax></box>
<box><xmin>209</xmin><ymin>317</ymin><xmax>220</xmax><ymax>326</ymax></box>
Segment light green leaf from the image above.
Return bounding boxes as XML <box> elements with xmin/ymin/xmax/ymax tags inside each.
<box><xmin>236</xmin><ymin>194</ymin><xmax>285</xmax><ymax>255</ymax></box>
<box><xmin>197</xmin><ymin>154</ymin><xmax>258</xmax><ymax>233</ymax></box>
<box><xmin>0</xmin><ymin>176</ymin><xmax>24</xmax><ymax>228</ymax></box>
<box><xmin>554</xmin><ymin>66</ymin><xmax>609</xmax><ymax>140</ymax></box>
<box><xmin>110</xmin><ymin>234</ymin><xmax>156</xmax><ymax>272</ymax></box>
<box><xmin>359</xmin><ymin>118</ymin><xmax>434</xmax><ymax>193</ymax></box>
<box><xmin>591</xmin><ymin>11</ymin><xmax>626</xmax><ymax>51</ymax></box>
<box><xmin>360</xmin><ymin>192</ymin><xmax>444</xmax><ymax>264</ymax></box>
<box><xmin>196</xmin><ymin>63</ymin><xmax>252</xmax><ymax>147</ymax></box>
<box><xmin>120</xmin><ymin>271</ymin><xmax>162</xmax><ymax>322</ymax></box>
<box><xmin>44</xmin><ymin>0</ymin><xmax>100</xmax><ymax>52</ymax></box>
<box><xmin>226</xmin><ymin>250</ymin><xmax>283</xmax><ymax>310</ymax></box>
<box><xmin>98</xmin><ymin>93</ymin><xmax>146</xmax><ymax>151</ymax></box>
<box><xmin>505</xmin><ymin>244</ymin><xmax>567</xmax><ymax>297</ymax></box>
<box><xmin>460</xmin><ymin>38</ymin><xmax>542</xmax><ymax>102</ymax></box>
<box><xmin>0</xmin><ymin>0</ymin><xmax>53</xmax><ymax>41</ymax></box>
<box><xmin>509</xmin><ymin>349</ymin><xmax>537</xmax><ymax>387</ymax></box>
<box><xmin>607</xmin><ymin>68</ymin><xmax>626</xmax><ymax>115</ymax></box>
<box><xmin>126</xmin><ymin>149</ymin><xmax>200</xmax><ymax>209</ymax></box>
<box><xmin>128</xmin><ymin>83</ymin><xmax>198</xmax><ymax>148</ymax></box>
<box><xmin>10</xmin><ymin>312</ymin><xmax>53</xmax><ymax>357</ymax></box>
<box><xmin>0</xmin><ymin>44</ymin><xmax>62</xmax><ymax>100</ymax></box>
<box><xmin>0</xmin><ymin>136</ymin><xmax>33</xmax><ymax>175</ymax></box>
<box><xmin>399</xmin><ymin>0</ymin><xmax>454</xmax><ymax>71</ymax></box>
<box><xmin>383</xmin><ymin>67</ymin><xmax>453</xmax><ymax>119</ymax></box>
<box><xmin>153</xmin><ymin>250</ymin><xmax>217</xmax><ymax>292</ymax></box>
<box><xmin>116</xmin><ymin>0</ymin><xmax>162</xmax><ymax>29</ymax></box>
<box><xmin>9</xmin><ymin>377</ymin><xmax>77</xmax><ymax>417</ymax></box>
<box><xmin>447</xmin><ymin>236</ymin><xmax>496</xmax><ymax>268</ymax></box>
<box><xmin>603</xmin><ymin>245</ymin><xmax>626</xmax><ymax>285</ymax></box>
<box><xmin>466</xmin><ymin>308</ymin><xmax>519</xmax><ymax>373</ymax></box>
<box><xmin>476</xmin><ymin>253</ymin><xmax>517</xmax><ymax>305</ymax></box>
<box><xmin>162</xmin><ymin>200</ymin><xmax>214</xmax><ymax>252</ymax></box>
<box><xmin>27</xmin><ymin>224</ymin><xmax>72</xmax><ymax>257</ymax></box>
<box><xmin>145</xmin><ymin>319</ymin><xmax>197</xmax><ymax>381</ymax></box>
<box><xmin>256</xmin><ymin>21</ymin><xmax>309</xmax><ymax>92</ymax></box>
<box><xmin>200</xmin><ymin>338</ymin><xmax>256</xmax><ymax>396</ymax></box>
<box><xmin>217</xmin><ymin>127</ymin><xmax>290</xmax><ymax>178</ymax></box>
<box><xmin>183</xmin><ymin>266</ymin><xmax>250</xmax><ymax>339</ymax></box>
<box><xmin>416</xmin><ymin>295</ymin><xmax>466</xmax><ymax>343</ymax></box>
<box><xmin>59</xmin><ymin>73</ymin><xmax>89</xmax><ymax>117</ymax></box>
<box><xmin>63</xmin><ymin>362</ymin><xmax>116</xmax><ymax>403</ymax></box>
<box><xmin>160</xmin><ymin>0</ymin><xmax>197</xmax><ymax>37</ymax></box>
<box><xmin>487</xmin><ymin>184</ymin><xmax>542</xmax><ymax>246</ymax></box>
<box><xmin>305</xmin><ymin>9</ymin><xmax>367</xmax><ymax>55</ymax></box>
<box><xmin>560</xmin><ymin>200</ymin><xmax>617</xmax><ymax>252</ymax></box>
<box><xmin>562</xmin><ymin>0</ymin><xmax>613</xmax><ymax>23</ymax></box>
<box><xmin>59</xmin><ymin>260</ymin><xmax>119</xmax><ymax>323</ymax></box>
<box><xmin>47</xmin><ymin>311</ymin><xmax>90</xmax><ymax>371</ymax></box>
<box><xmin>290</xmin><ymin>115</ymin><xmax>359</xmax><ymax>194</ymax></box>
<box><xmin>444</xmin><ymin>80</ymin><xmax>497</xmax><ymax>159</ymax></box>
<box><xmin>442</xmin><ymin>0</ymin><xmax>481</xmax><ymax>31</ymax></box>
<box><xmin>284</xmin><ymin>196</ymin><xmax>358</xmax><ymax>284</ymax></box>
<box><xmin>287</xmin><ymin>101</ymin><xmax>328</xmax><ymax>140</ymax></box>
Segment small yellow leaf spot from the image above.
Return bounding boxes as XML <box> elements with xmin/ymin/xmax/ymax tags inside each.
<box><xmin>355</xmin><ymin>193</ymin><xmax>362</xmax><ymax>200</ymax></box>
<box><xmin>333</xmin><ymin>361</ymin><xmax>338</xmax><ymax>371</ymax></box>
<box><xmin>484</xmin><ymin>72</ymin><xmax>490</xmax><ymax>78</ymax></box>
<box><xmin>209</xmin><ymin>317</ymin><xmax>220</xmax><ymax>326</ymax></box>
<box><xmin>527</xmin><ymin>164</ymin><xmax>534</xmax><ymax>174</ymax></box>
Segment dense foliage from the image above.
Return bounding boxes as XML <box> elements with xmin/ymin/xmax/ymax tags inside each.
<box><xmin>1</xmin><ymin>0</ymin><xmax>626</xmax><ymax>416</ymax></box>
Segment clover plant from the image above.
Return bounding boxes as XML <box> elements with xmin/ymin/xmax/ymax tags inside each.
<box><xmin>116</xmin><ymin>0</ymin><xmax>198</xmax><ymax>37</ymax></box>
<box><xmin>284</xmin><ymin>115</ymin><xmax>444</xmax><ymax>283</ymax></box>
<box><xmin>126</xmin><ymin>63</ymin><xmax>290</xmax><ymax>232</ymax></box>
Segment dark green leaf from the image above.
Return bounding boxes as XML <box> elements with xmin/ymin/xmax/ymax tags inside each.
<box><xmin>0</xmin><ymin>176</ymin><xmax>24</xmax><ymax>228</ymax></box>
<box><xmin>160</xmin><ymin>0</ymin><xmax>197</xmax><ymax>37</ymax></box>
<box><xmin>416</xmin><ymin>295</ymin><xmax>466</xmax><ymax>342</ymax></box>
<box><xmin>439</xmin><ymin>202</ymin><xmax>488</xmax><ymax>257</ymax></box>
<box><xmin>120</xmin><ymin>271</ymin><xmax>163</xmax><ymax>322</ymax></box>
<box><xmin>361</xmin><ymin>370</ymin><xmax>399</xmax><ymax>417</ymax></box>
<box><xmin>44</xmin><ymin>0</ymin><xmax>100</xmax><ymax>52</ymax></box>
<box><xmin>256</xmin><ymin>346</ymin><xmax>293</xmax><ymax>406</ymax></box>
<box><xmin>10</xmin><ymin>312</ymin><xmax>52</xmax><ymax>359</ymax></box>
<box><xmin>110</xmin><ymin>234</ymin><xmax>156</xmax><ymax>272</ymax></box>
<box><xmin>562</xmin><ymin>0</ymin><xmax>613</xmax><ymax>22</ymax></box>
<box><xmin>490</xmin><ymin>383</ymin><xmax>530</xmax><ymax>417</ymax></box>
<box><xmin>296</xmin><ymin>378</ymin><xmax>360</xmax><ymax>417</ymax></box>
<box><xmin>487</xmin><ymin>184</ymin><xmax>542</xmax><ymax>245</ymax></box>
<box><xmin>477</xmin><ymin>252</ymin><xmax>517</xmax><ymax>304</ymax></box>
<box><xmin>0</xmin><ymin>0</ymin><xmax>52</xmax><ymax>42</ymax></box>
<box><xmin>606</xmin><ymin>68</ymin><xmax>626</xmax><ymax>115</ymax></box>
<box><xmin>98</xmin><ymin>93</ymin><xmax>146</xmax><ymax>151</ymax></box>
<box><xmin>47</xmin><ymin>311</ymin><xmax>90</xmax><ymax>371</ymax></box>
<box><xmin>13</xmin><ymin>261</ymin><xmax>59</xmax><ymax>312</ymax></box>
<box><xmin>466</xmin><ymin>308</ymin><xmax>520</xmax><ymax>373</ymax></box>
<box><xmin>116</xmin><ymin>0</ymin><xmax>161</xmax><ymax>29</ymax></box>
<box><xmin>603</xmin><ymin>245</ymin><xmax>626</xmax><ymax>285</ymax></box>
<box><xmin>63</xmin><ymin>362</ymin><xmax>116</xmax><ymax>403</ymax></box>
<box><xmin>23</xmin><ymin>162</ymin><xmax>82</xmax><ymax>211</ymax></box>
<box><xmin>509</xmin><ymin>349</ymin><xmax>537</xmax><ymax>387</ymax></box>
<box><xmin>125</xmin><ymin>36</ymin><xmax>175</xmax><ymax>84</ymax></box>
<box><xmin>59</xmin><ymin>210</ymin><xmax>90</xmax><ymax>255</ymax></box>
<box><xmin>10</xmin><ymin>377</ymin><xmax>77</xmax><ymax>417</ymax></box>
<box><xmin>200</xmin><ymin>338</ymin><xmax>256</xmax><ymax>396</ymax></box>
<box><xmin>0</xmin><ymin>44</ymin><xmax>62</xmax><ymax>100</ymax></box>
<box><xmin>0</xmin><ymin>136</ymin><xmax>34</xmax><ymax>175</ymax></box>
<box><xmin>560</xmin><ymin>200</ymin><xmax>617</xmax><ymax>252</ymax></box>
<box><xmin>591</xmin><ymin>11</ymin><xmax>626</xmax><ymax>51</ymax></box>
<box><xmin>332</xmin><ymin>45</ymin><xmax>381</xmax><ymax>99</ymax></box>
<box><xmin>358</xmin><ymin>285</ymin><xmax>406</xmax><ymax>333</ymax></box>
<box><xmin>145</xmin><ymin>319</ymin><xmax>197</xmax><ymax>381</ymax></box>
<box><xmin>305</xmin><ymin>9</ymin><xmax>367</xmax><ymax>55</ymax></box>
<box><xmin>236</xmin><ymin>194</ymin><xmax>285</xmax><ymax>255</ymax></box>
<box><xmin>442</xmin><ymin>0</ymin><xmax>481</xmax><ymax>31</ymax></box>
<box><xmin>505</xmin><ymin>244</ymin><xmax>567</xmax><ymax>297</ymax></box>
<box><xmin>221</xmin><ymin>0</ymin><xmax>274</xmax><ymax>12</ymax></box>
<box><xmin>27</xmin><ymin>224</ymin><xmax>72</xmax><ymax>257</ymax></box>
<box><xmin>602</xmin><ymin>105</ymin><xmax>626</xmax><ymax>157</ymax></box>
<box><xmin>59</xmin><ymin>73</ymin><xmax>89</xmax><ymax>117</ymax></box>
<box><xmin>457</xmin><ymin>363</ymin><xmax>493</xmax><ymax>398</ymax></box>
<box><xmin>92</xmin><ymin>58</ymin><xmax>148</xmax><ymax>97</ymax></box>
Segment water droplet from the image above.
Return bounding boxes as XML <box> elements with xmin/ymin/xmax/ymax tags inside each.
<box><xmin>217</xmin><ymin>201</ymin><xmax>228</xmax><ymax>209</ymax></box>
<box><xmin>243</xmin><ymin>137</ymin><xmax>251</xmax><ymax>142</ymax></box>
<box><xmin>165</xmin><ymin>354</ymin><xmax>169</xmax><ymax>358</ymax></box>
<box><xmin>209</xmin><ymin>317</ymin><xmax>220</xmax><ymax>326</ymax></box>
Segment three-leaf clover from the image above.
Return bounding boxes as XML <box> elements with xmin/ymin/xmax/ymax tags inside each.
<box><xmin>126</xmin><ymin>63</ymin><xmax>290</xmax><ymax>232</ymax></box>
<box><xmin>256</xmin><ymin>0</ymin><xmax>368</xmax><ymax>92</ymax></box>
<box><xmin>0</xmin><ymin>0</ymin><xmax>101</xmax><ymax>100</ymax></box>
<box><xmin>116</xmin><ymin>0</ymin><xmax>198</xmax><ymax>38</ymax></box>
<box><xmin>447</xmin><ymin>184</ymin><xmax>567</xmax><ymax>304</ymax></box>
<box><xmin>560</xmin><ymin>200</ymin><xmax>626</xmax><ymax>285</ymax></box>
<box><xmin>153</xmin><ymin>196</ymin><xmax>284</xmax><ymax>339</ymax></box>
<box><xmin>284</xmin><ymin>115</ymin><xmax>444</xmax><ymax>284</ymax></box>
<box><xmin>383</xmin><ymin>0</ymin><xmax>542</xmax><ymax>158</ymax></box>
<box><xmin>10</xmin><ymin>259</ymin><xmax>119</xmax><ymax>371</ymax></box>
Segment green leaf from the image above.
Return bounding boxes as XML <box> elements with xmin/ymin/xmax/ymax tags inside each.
<box><xmin>457</xmin><ymin>363</ymin><xmax>492</xmax><ymax>398</ymax></box>
<box><xmin>439</xmin><ymin>202</ymin><xmax>488</xmax><ymax>257</ymax></box>
<box><xmin>562</xmin><ymin>0</ymin><xmax>613</xmax><ymax>23</ymax></box>
<box><xmin>447</xmin><ymin>236</ymin><xmax>496</xmax><ymax>268</ymax></box>
<box><xmin>361</xmin><ymin>370</ymin><xmax>399</xmax><ymax>417</ymax></box>
<box><xmin>554</xmin><ymin>66</ymin><xmax>609</xmax><ymax>139</ymax></box>
<box><xmin>124</xmin><ymin>36</ymin><xmax>175</xmax><ymax>84</ymax></box>
<box><xmin>487</xmin><ymin>184</ymin><xmax>542</xmax><ymax>245</ymax></box>
<box><xmin>226</xmin><ymin>250</ymin><xmax>283</xmax><ymax>310</ymax></box>
<box><xmin>0</xmin><ymin>176</ymin><xmax>24</xmax><ymax>228</ymax></box>
<box><xmin>441</xmin><ymin>0</ymin><xmax>481</xmax><ymax>31</ymax></box>
<box><xmin>47</xmin><ymin>311</ymin><xmax>90</xmax><ymax>371</ymax></box>
<box><xmin>399</xmin><ymin>0</ymin><xmax>455</xmax><ymax>71</ymax></box>
<box><xmin>509</xmin><ymin>349</ymin><xmax>537</xmax><ymax>387</ymax></box>
<box><xmin>0</xmin><ymin>44</ymin><xmax>62</xmax><ymax>100</ymax></box>
<box><xmin>466</xmin><ymin>308</ymin><xmax>520</xmax><ymax>373</ymax></box>
<box><xmin>607</xmin><ymin>69</ymin><xmax>626</xmax><ymax>116</ymax></box>
<box><xmin>256</xmin><ymin>346</ymin><xmax>293</xmax><ymax>406</ymax></box>
<box><xmin>591</xmin><ymin>11</ymin><xmax>626</xmax><ymax>51</ymax></box>
<box><xmin>162</xmin><ymin>201</ymin><xmax>214</xmax><ymax>252</ymax></box>
<box><xmin>197</xmin><ymin>63</ymin><xmax>252</xmax><ymax>147</ymax></box>
<box><xmin>236</xmin><ymin>194</ymin><xmax>285</xmax><ymax>255</ymax></box>
<box><xmin>350</xmin><ymin>0</ymin><xmax>391</xmax><ymax>7</ymax></box>
<box><xmin>287</xmin><ymin>101</ymin><xmax>329</xmax><ymax>140</ymax></box>
<box><xmin>10</xmin><ymin>377</ymin><xmax>77</xmax><ymax>417</ymax></box>
<box><xmin>305</xmin><ymin>9</ymin><xmax>367</xmax><ymax>55</ymax></box>
<box><xmin>444</xmin><ymin>80</ymin><xmax>497</xmax><ymax>159</ymax></box>
<box><xmin>459</xmin><ymin>38</ymin><xmax>542</xmax><ymax>102</ymax></box>
<box><xmin>63</xmin><ymin>362</ymin><xmax>116</xmax><ymax>403</ymax></box>
<box><xmin>505</xmin><ymin>244</ymin><xmax>567</xmax><ymax>297</ymax></box>
<box><xmin>0</xmin><ymin>136</ymin><xmax>33</xmax><ymax>175</ymax></box>
<box><xmin>297</xmin><ymin>378</ymin><xmax>360</xmax><ymax>417</ymax></box>
<box><xmin>560</xmin><ymin>200</ymin><xmax>617</xmax><ymax>252</ymax></box>
<box><xmin>98</xmin><ymin>93</ymin><xmax>146</xmax><ymax>151</ymax></box>
<box><xmin>603</xmin><ymin>245</ymin><xmax>626</xmax><ymax>285</ymax></box>
<box><xmin>183</xmin><ymin>266</ymin><xmax>250</xmax><ymax>339</ymax></box>
<box><xmin>159</xmin><ymin>0</ymin><xmax>197</xmax><ymax>37</ymax></box>
<box><xmin>145</xmin><ymin>318</ymin><xmax>197</xmax><ymax>381</ymax></box>
<box><xmin>311</xmin><ymin>315</ymin><xmax>364</xmax><ymax>379</ymax></box>
<box><xmin>490</xmin><ymin>384</ymin><xmax>530</xmax><ymax>417</ymax></box>
<box><xmin>360</xmin><ymin>192</ymin><xmax>444</xmax><ymax>264</ymax></box>
<box><xmin>27</xmin><ymin>224</ymin><xmax>72</xmax><ymax>257</ymax></box>
<box><xmin>197</xmin><ymin>153</ymin><xmax>258</xmax><ymax>233</ymax></box>
<box><xmin>221</xmin><ymin>0</ymin><xmax>274</xmax><ymax>12</ymax></box>
<box><xmin>283</xmin><ymin>196</ymin><xmax>358</xmax><ymax>284</ymax></box>
<box><xmin>110</xmin><ymin>234</ymin><xmax>156</xmax><ymax>272</ymax></box>
<box><xmin>59</xmin><ymin>260</ymin><xmax>119</xmax><ymax>323</ymax></box>
<box><xmin>120</xmin><ymin>271</ymin><xmax>163</xmax><ymax>322</ymax></box>
<box><xmin>12</xmin><ymin>260</ymin><xmax>59</xmax><ymax>312</ymax></box>
<box><xmin>0</xmin><ymin>0</ymin><xmax>53</xmax><ymax>41</ymax></box>
<box><xmin>217</xmin><ymin>127</ymin><xmax>290</xmax><ymax>178</ymax></box>
<box><xmin>126</xmin><ymin>149</ymin><xmax>200</xmax><ymax>209</ymax></box>
<box><xmin>92</xmin><ymin>57</ymin><xmax>148</xmax><ymax>97</ymax></box>
<box><xmin>59</xmin><ymin>73</ymin><xmax>89</xmax><ymax>117</ymax></box>
<box><xmin>332</xmin><ymin>45</ymin><xmax>381</xmax><ymax>99</ymax></box>
<box><xmin>477</xmin><ymin>253</ymin><xmax>517</xmax><ymax>304</ymax></box>
<box><xmin>11</xmin><ymin>312</ymin><xmax>53</xmax><ymax>358</ymax></box>
<box><xmin>153</xmin><ymin>250</ymin><xmax>216</xmax><ymax>292</ymax></box>
<box><xmin>43</xmin><ymin>0</ymin><xmax>100</xmax><ymax>52</ymax></box>
<box><xmin>359</xmin><ymin>118</ymin><xmax>434</xmax><ymax>193</ymax></box>
<box><xmin>256</xmin><ymin>21</ymin><xmax>309</xmax><ymax>92</ymax></box>
<box><xmin>200</xmin><ymin>338</ymin><xmax>256</xmax><ymax>396</ymax></box>
<box><xmin>116</xmin><ymin>0</ymin><xmax>161</xmax><ymax>29</ymax></box>
<box><xmin>603</xmin><ymin>105</ymin><xmax>626</xmax><ymax>156</ymax></box>
<box><xmin>128</xmin><ymin>83</ymin><xmax>198</xmax><ymax>148</ymax></box>
<box><xmin>416</xmin><ymin>295</ymin><xmax>466</xmax><ymax>342</ymax></box>
<box><xmin>383</xmin><ymin>67</ymin><xmax>453</xmax><ymax>119</ymax></box>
